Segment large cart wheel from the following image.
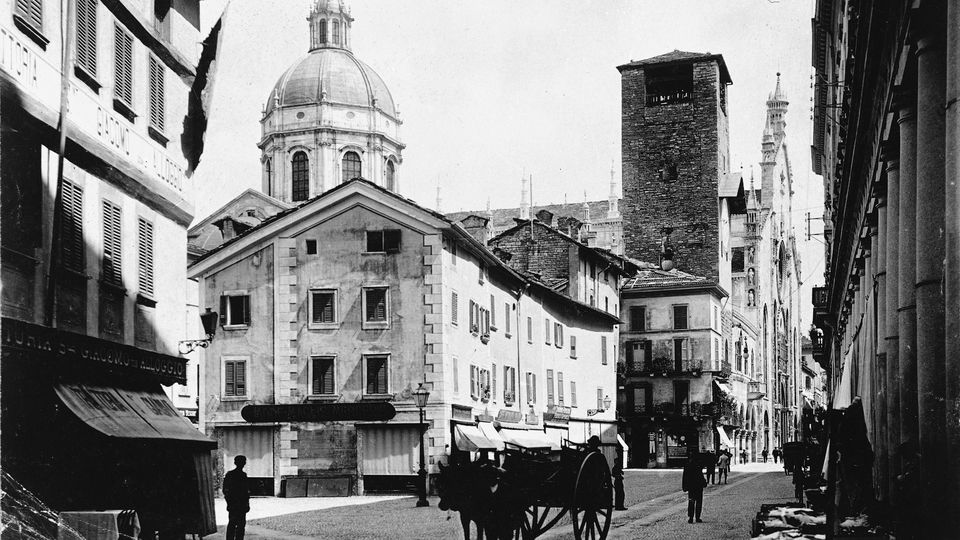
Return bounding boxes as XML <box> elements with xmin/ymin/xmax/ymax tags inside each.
<box><xmin>570</xmin><ymin>452</ymin><xmax>613</xmax><ymax>540</ymax></box>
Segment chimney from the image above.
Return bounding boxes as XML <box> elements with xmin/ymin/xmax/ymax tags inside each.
<box><xmin>535</xmin><ymin>209</ymin><xmax>555</xmax><ymax>228</ymax></box>
<box><xmin>216</xmin><ymin>217</ymin><xmax>237</xmax><ymax>241</ymax></box>
<box><xmin>459</xmin><ymin>215</ymin><xmax>491</xmax><ymax>245</ymax></box>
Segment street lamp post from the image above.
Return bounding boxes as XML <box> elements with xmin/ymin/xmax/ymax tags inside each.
<box><xmin>413</xmin><ymin>383</ymin><xmax>430</xmax><ymax>507</ymax></box>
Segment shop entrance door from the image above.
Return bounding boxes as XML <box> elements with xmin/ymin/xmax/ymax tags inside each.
<box><xmin>223</xmin><ymin>427</ymin><xmax>275</xmax><ymax>496</ymax></box>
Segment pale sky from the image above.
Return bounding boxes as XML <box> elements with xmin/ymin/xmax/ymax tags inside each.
<box><xmin>192</xmin><ymin>0</ymin><xmax>825</xmax><ymax>321</ymax></box>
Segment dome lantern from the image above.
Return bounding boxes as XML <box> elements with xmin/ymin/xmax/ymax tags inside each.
<box><xmin>308</xmin><ymin>0</ymin><xmax>354</xmax><ymax>52</ymax></box>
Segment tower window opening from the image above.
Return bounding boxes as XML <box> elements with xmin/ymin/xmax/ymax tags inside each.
<box><xmin>659</xmin><ymin>162</ymin><xmax>678</xmax><ymax>182</ymax></box>
<box><xmin>292</xmin><ymin>151</ymin><xmax>310</xmax><ymax>201</ymax></box>
<box><xmin>319</xmin><ymin>19</ymin><xmax>326</xmax><ymax>44</ymax></box>
<box><xmin>332</xmin><ymin>20</ymin><xmax>340</xmax><ymax>45</ymax></box>
<box><xmin>385</xmin><ymin>160</ymin><xmax>396</xmax><ymax>191</ymax></box>
<box><xmin>342</xmin><ymin>151</ymin><xmax>361</xmax><ymax>183</ymax></box>
<box><xmin>645</xmin><ymin>64</ymin><xmax>693</xmax><ymax>106</ymax></box>
<box><xmin>265</xmin><ymin>158</ymin><xmax>273</xmax><ymax>196</ymax></box>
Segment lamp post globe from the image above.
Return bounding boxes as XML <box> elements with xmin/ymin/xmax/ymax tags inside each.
<box><xmin>603</xmin><ymin>395</ymin><xmax>613</xmax><ymax>411</ymax></box>
<box><xmin>414</xmin><ymin>383</ymin><xmax>430</xmax><ymax>507</ymax></box>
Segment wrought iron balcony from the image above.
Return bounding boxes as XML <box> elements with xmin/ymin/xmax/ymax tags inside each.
<box><xmin>625</xmin><ymin>358</ymin><xmax>704</xmax><ymax>376</ymax></box>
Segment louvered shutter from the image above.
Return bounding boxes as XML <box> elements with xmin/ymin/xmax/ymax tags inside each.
<box><xmin>15</xmin><ymin>0</ymin><xmax>43</xmax><ymax>34</ymax></box>
<box><xmin>75</xmin><ymin>0</ymin><xmax>97</xmax><ymax>76</ymax></box>
<box><xmin>490</xmin><ymin>295</ymin><xmax>495</xmax><ymax>327</ymax></box>
<box><xmin>557</xmin><ymin>372</ymin><xmax>564</xmax><ymax>405</ymax></box>
<box><xmin>234</xmin><ymin>361</ymin><xmax>246</xmax><ymax>396</ymax></box>
<box><xmin>113</xmin><ymin>25</ymin><xmax>133</xmax><ymax>106</ymax></box>
<box><xmin>504</xmin><ymin>303</ymin><xmax>510</xmax><ymax>333</ymax></box>
<box><xmin>601</xmin><ymin>336</ymin><xmax>607</xmax><ymax>364</ymax></box>
<box><xmin>451</xmin><ymin>292</ymin><xmax>458</xmax><ymax>324</ymax></box>
<box><xmin>470</xmin><ymin>365</ymin><xmax>477</xmax><ymax>399</ymax></box>
<box><xmin>60</xmin><ymin>180</ymin><xmax>84</xmax><ymax>272</ymax></box>
<box><xmin>148</xmin><ymin>55</ymin><xmax>165</xmax><ymax>131</ymax></box>
<box><xmin>323</xmin><ymin>360</ymin><xmax>334</xmax><ymax>394</ymax></box>
<box><xmin>137</xmin><ymin>218</ymin><xmax>154</xmax><ymax>297</ymax></box>
<box><xmin>376</xmin><ymin>357</ymin><xmax>387</xmax><ymax>393</ymax></box>
<box><xmin>312</xmin><ymin>358</ymin><xmax>321</xmax><ymax>394</ymax></box>
<box><xmin>492</xmin><ymin>364</ymin><xmax>497</xmax><ymax>399</ymax></box>
<box><xmin>101</xmin><ymin>200</ymin><xmax>122</xmax><ymax>285</ymax></box>
<box><xmin>571</xmin><ymin>335</ymin><xmax>577</xmax><ymax>358</ymax></box>
<box><xmin>546</xmin><ymin>370</ymin><xmax>554</xmax><ymax>405</ymax></box>
<box><xmin>224</xmin><ymin>361</ymin><xmax>235</xmax><ymax>396</ymax></box>
<box><xmin>366</xmin><ymin>289</ymin><xmax>386</xmax><ymax>321</ymax></box>
<box><xmin>570</xmin><ymin>381</ymin><xmax>577</xmax><ymax>407</ymax></box>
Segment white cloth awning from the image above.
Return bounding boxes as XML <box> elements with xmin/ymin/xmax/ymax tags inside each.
<box><xmin>832</xmin><ymin>355</ymin><xmax>853</xmax><ymax>409</ymax></box>
<box><xmin>454</xmin><ymin>424</ymin><xmax>500</xmax><ymax>451</ymax></box>
<box><xmin>714</xmin><ymin>380</ymin><xmax>733</xmax><ymax>395</ymax></box>
<box><xmin>617</xmin><ymin>434</ymin><xmax>629</xmax><ymax>450</ymax></box>
<box><xmin>499</xmin><ymin>428</ymin><xmax>553</xmax><ymax>450</ymax></box>
<box><xmin>717</xmin><ymin>426</ymin><xmax>734</xmax><ymax>448</ymax></box>
<box><xmin>477</xmin><ymin>422</ymin><xmax>505</xmax><ymax>451</ymax></box>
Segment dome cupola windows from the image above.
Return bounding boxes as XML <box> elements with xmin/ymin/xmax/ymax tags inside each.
<box><xmin>292</xmin><ymin>151</ymin><xmax>310</xmax><ymax>201</ymax></box>
<box><xmin>342</xmin><ymin>151</ymin><xmax>362</xmax><ymax>183</ymax></box>
<box><xmin>309</xmin><ymin>0</ymin><xmax>352</xmax><ymax>51</ymax></box>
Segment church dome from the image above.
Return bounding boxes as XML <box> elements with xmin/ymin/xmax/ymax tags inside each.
<box><xmin>265</xmin><ymin>48</ymin><xmax>397</xmax><ymax>118</ymax></box>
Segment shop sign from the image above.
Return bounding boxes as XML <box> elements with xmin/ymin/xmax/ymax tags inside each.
<box><xmin>0</xmin><ymin>22</ymin><xmax>186</xmax><ymax>191</ymax></box>
<box><xmin>1</xmin><ymin>317</ymin><xmax>187</xmax><ymax>384</ymax></box>
<box><xmin>475</xmin><ymin>413</ymin><xmax>494</xmax><ymax>423</ymax></box>
<box><xmin>543</xmin><ymin>405</ymin><xmax>571</xmax><ymax>424</ymax></box>
<box><xmin>525</xmin><ymin>413</ymin><xmax>539</xmax><ymax>425</ymax></box>
<box><xmin>451</xmin><ymin>404</ymin><xmax>473</xmax><ymax>422</ymax></box>
<box><xmin>496</xmin><ymin>409</ymin><xmax>522</xmax><ymax>424</ymax></box>
<box><xmin>241</xmin><ymin>402</ymin><xmax>396</xmax><ymax>423</ymax></box>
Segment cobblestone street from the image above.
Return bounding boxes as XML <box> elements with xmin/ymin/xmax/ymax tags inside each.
<box><xmin>203</xmin><ymin>462</ymin><xmax>791</xmax><ymax>539</ymax></box>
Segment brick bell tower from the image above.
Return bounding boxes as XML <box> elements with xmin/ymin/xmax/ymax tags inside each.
<box><xmin>617</xmin><ymin>50</ymin><xmax>733</xmax><ymax>280</ymax></box>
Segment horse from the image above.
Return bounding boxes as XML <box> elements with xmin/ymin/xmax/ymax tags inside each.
<box><xmin>437</xmin><ymin>459</ymin><xmax>524</xmax><ymax>540</ymax></box>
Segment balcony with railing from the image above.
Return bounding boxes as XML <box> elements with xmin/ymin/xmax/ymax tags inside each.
<box><xmin>747</xmin><ymin>380</ymin><xmax>766</xmax><ymax>400</ymax></box>
<box><xmin>812</xmin><ymin>286</ymin><xmax>830</xmax><ymax>327</ymax></box>
<box><xmin>625</xmin><ymin>357</ymin><xmax>704</xmax><ymax>377</ymax></box>
<box><xmin>629</xmin><ymin>402</ymin><xmax>706</xmax><ymax>418</ymax></box>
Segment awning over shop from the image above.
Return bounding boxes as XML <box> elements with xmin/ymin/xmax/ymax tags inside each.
<box><xmin>454</xmin><ymin>424</ymin><xmax>500</xmax><ymax>451</ymax></box>
<box><xmin>55</xmin><ymin>383</ymin><xmax>215</xmax><ymax>446</ymax></box>
<box><xmin>714</xmin><ymin>380</ymin><xmax>733</xmax><ymax>395</ymax></box>
<box><xmin>478</xmin><ymin>422</ymin><xmax>505</xmax><ymax>451</ymax></box>
<box><xmin>498</xmin><ymin>428</ymin><xmax>553</xmax><ymax>450</ymax></box>
<box><xmin>832</xmin><ymin>356</ymin><xmax>853</xmax><ymax>410</ymax></box>
<box><xmin>543</xmin><ymin>426</ymin><xmax>567</xmax><ymax>451</ymax></box>
<box><xmin>717</xmin><ymin>426</ymin><xmax>734</xmax><ymax>448</ymax></box>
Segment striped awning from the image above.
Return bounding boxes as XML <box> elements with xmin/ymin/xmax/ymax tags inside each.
<box><xmin>454</xmin><ymin>424</ymin><xmax>500</xmax><ymax>451</ymax></box>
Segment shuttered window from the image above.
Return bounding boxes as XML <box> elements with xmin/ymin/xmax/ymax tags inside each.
<box><xmin>224</xmin><ymin>359</ymin><xmax>247</xmax><ymax>397</ymax></box>
<box><xmin>544</xmin><ymin>319</ymin><xmax>551</xmax><ymax>345</ymax></box>
<box><xmin>365</xmin><ymin>355</ymin><xmax>388</xmax><ymax>395</ymax></box>
<box><xmin>60</xmin><ymin>180</ymin><xmax>84</xmax><ymax>273</ymax></box>
<box><xmin>601</xmin><ymin>335</ymin><xmax>608</xmax><ymax>364</ymax></box>
<box><xmin>137</xmin><ymin>218</ymin><xmax>154</xmax><ymax>297</ymax></box>
<box><xmin>469</xmin><ymin>365</ymin><xmax>479</xmax><ymax>399</ymax></box>
<box><xmin>570</xmin><ymin>335</ymin><xmax>577</xmax><ymax>359</ymax></box>
<box><xmin>363</xmin><ymin>287</ymin><xmax>388</xmax><ymax>323</ymax></box>
<box><xmin>148</xmin><ymin>55</ymin><xmax>165</xmax><ymax>132</ymax></box>
<box><xmin>527</xmin><ymin>317</ymin><xmax>532</xmax><ymax>343</ymax></box>
<box><xmin>504</xmin><ymin>366</ymin><xmax>515</xmax><ymax>403</ymax></box>
<box><xmin>492</xmin><ymin>363</ymin><xmax>497</xmax><ymax>400</ymax></box>
<box><xmin>14</xmin><ymin>0</ymin><xmax>43</xmax><ymax>37</ymax></box>
<box><xmin>557</xmin><ymin>372</ymin><xmax>564</xmax><ymax>405</ymax></box>
<box><xmin>75</xmin><ymin>0</ymin><xmax>97</xmax><ymax>76</ymax></box>
<box><xmin>571</xmin><ymin>381</ymin><xmax>577</xmax><ymax>407</ymax></box>
<box><xmin>101</xmin><ymin>200</ymin><xmax>122</xmax><ymax>286</ymax></box>
<box><xmin>311</xmin><ymin>356</ymin><xmax>335</xmax><ymax>395</ymax></box>
<box><xmin>546</xmin><ymin>369</ymin><xmax>554</xmax><ymax>406</ymax></box>
<box><xmin>311</xmin><ymin>290</ymin><xmax>336</xmax><ymax>324</ymax></box>
<box><xmin>451</xmin><ymin>292</ymin><xmax>458</xmax><ymax>325</ymax></box>
<box><xmin>453</xmin><ymin>357</ymin><xmax>459</xmax><ymax>393</ymax></box>
<box><xmin>597</xmin><ymin>388</ymin><xmax>604</xmax><ymax>410</ymax></box>
<box><xmin>113</xmin><ymin>24</ymin><xmax>133</xmax><ymax>107</ymax></box>
<box><xmin>489</xmin><ymin>295</ymin><xmax>496</xmax><ymax>328</ymax></box>
<box><xmin>526</xmin><ymin>372</ymin><xmax>536</xmax><ymax>404</ymax></box>
<box><xmin>504</xmin><ymin>303</ymin><xmax>511</xmax><ymax>335</ymax></box>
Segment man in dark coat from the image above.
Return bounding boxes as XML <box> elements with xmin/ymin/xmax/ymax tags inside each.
<box><xmin>704</xmin><ymin>450</ymin><xmax>717</xmax><ymax>485</ymax></box>
<box><xmin>681</xmin><ymin>452</ymin><xmax>707</xmax><ymax>523</ymax></box>
<box><xmin>223</xmin><ymin>455</ymin><xmax>250</xmax><ymax>540</ymax></box>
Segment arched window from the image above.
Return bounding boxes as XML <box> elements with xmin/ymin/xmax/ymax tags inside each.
<box><xmin>265</xmin><ymin>158</ymin><xmax>272</xmax><ymax>196</ymax></box>
<box><xmin>292</xmin><ymin>151</ymin><xmax>309</xmax><ymax>201</ymax></box>
<box><xmin>319</xmin><ymin>19</ymin><xmax>327</xmax><ymax>44</ymax></box>
<box><xmin>332</xmin><ymin>20</ymin><xmax>340</xmax><ymax>45</ymax></box>
<box><xmin>385</xmin><ymin>160</ymin><xmax>395</xmax><ymax>191</ymax></box>
<box><xmin>341</xmin><ymin>151</ymin><xmax>361</xmax><ymax>183</ymax></box>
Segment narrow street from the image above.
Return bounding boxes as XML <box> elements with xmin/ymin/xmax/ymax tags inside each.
<box><xmin>205</xmin><ymin>462</ymin><xmax>791</xmax><ymax>539</ymax></box>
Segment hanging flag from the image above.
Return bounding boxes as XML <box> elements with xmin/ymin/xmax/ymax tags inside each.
<box><xmin>181</xmin><ymin>2</ymin><xmax>229</xmax><ymax>176</ymax></box>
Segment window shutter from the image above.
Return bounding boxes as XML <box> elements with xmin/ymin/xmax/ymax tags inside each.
<box><xmin>148</xmin><ymin>55</ymin><xmax>165</xmax><ymax>132</ymax></box>
<box><xmin>219</xmin><ymin>296</ymin><xmax>227</xmax><ymax>326</ymax></box>
<box><xmin>384</xmin><ymin>229</ymin><xmax>401</xmax><ymax>253</ymax></box>
<box><xmin>323</xmin><ymin>360</ymin><xmax>334</xmax><ymax>394</ymax></box>
<box><xmin>75</xmin><ymin>0</ymin><xmax>98</xmax><ymax>76</ymax></box>
<box><xmin>532</xmin><ymin>373</ymin><xmax>537</xmax><ymax>403</ymax></box>
<box><xmin>60</xmin><ymin>180</ymin><xmax>84</xmax><ymax>272</ymax></box>
<box><xmin>312</xmin><ymin>358</ymin><xmax>321</xmax><ymax>394</ymax></box>
<box><xmin>224</xmin><ymin>361</ymin><xmax>235</xmax><ymax>396</ymax></box>
<box><xmin>490</xmin><ymin>295</ymin><xmax>495</xmax><ymax>327</ymax></box>
<box><xmin>113</xmin><ymin>25</ymin><xmax>133</xmax><ymax>106</ymax></box>
<box><xmin>597</xmin><ymin>388</ymin><xmax>603</xmax><ymax>410</ymax></box>
<box><xmin>601</xmin><ymin>336</ymin><xmax>607</xmax><ymax>365</ymax></box>
<box><xmin>377</xmin><ymin>358</ymin><xmax>387</xmax><ymax>393</ymax></box>
<box><xmin>492</xmin><ymin>363</ymin><xmax>497</xmax><ymax>399</ymax></box>
<box><xmin>525</xmin><ymin>372</ymin><xmax>531</xmax><ymax>402</ymax></box>
<box><xmin>571</xmin><ymin>335</ymin><xmax>577</xmax><ymax>358</ymax></box>
<box><xmin>527</xmin><ymin>317</ymin><xmax>532</xmax><ymax>342</ymax></box>
<box><xmin>571</xmin><ymin>381</ymin><xmax>577</xmax><ymax>407</ymax></box>
<box><xmin>451</xmin><ymin>292</ymin><xmax>458</xmax><ymax>324</ymax></box>
<box><xmin>470</xmin><ymin>365</ymin><xmax>478</xmax><ymax>398</ymax></box>
<box><xmin>243</xmin><ymin>295</ymin><xmax>251</xmax><ymax>326</ymax></box>
<box><xmin>505</xmin><ymin>303</ymin><xmax>510</xmax><ymax>333</ymax></box>
<box><xmin>546</xmin><ymin>370</ymin><xmax>554</xmax><ymax>405</ymax></box>
<box><xmin>557</xmin><ymin>372</ymin><xmax>564</xmax><ymax>405</ymax></box>
<box><xmin>469</xmin><ymin>300</ymin><xmax>475</xmax><ymax>328</ymax></box>
<box><xmin>235</xmin><ymin>361</ymin><xmax>245</xmax><ymax>396</ymax></box>
<box><xmin>453</xmin><ymin>358</ymin><xmax>459</xmax><ymax>393</ymax></box>
<box><xmin>545</xmin><ymin>320</ymin><xmax>550</xmax><ymax>345</ymax></box>
<box><xmin>16</xmin><ymin>0</ymin><xmax>43</xmax><ymax>35</ymax></box>
<box><xmin>137</xmin><ymin>218</ymin><xmax>154</xmax><ymax>297</ymax></box>
<box><xmin>101</xmin><ymin>200</ymin><xmax>122</xmax><ymax>285</ymax></box>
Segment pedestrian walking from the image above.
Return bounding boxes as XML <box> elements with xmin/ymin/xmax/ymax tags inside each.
<box><xmin>740</xmin><ymin>449</ymin><xmax>747</xmax><ymax>464</ymax></box>
<box><xmin>682</xmin><ymin>452</ymin><xmax>707</xmax><ymax>523</ymax></box>
<box><xmin>704</xmin><ymin>450</ymin><xmax>716</xmax><ymax>485</ymax></box>
<box><xmin>717</xmin><ymin>450</ymin><xmax>730</xmax><ymax>484</ymax></box>
<box><xmin>793</xmin><ymin>466</ymin><xmax>805</xmax><ymax>504</ymax></box>
<box><xmin>762</xmin><ymin>448</ymin><xmax>768</xmax><ymax>463</ymax></box>
<box><xmin>772</xmin><ymin>447</ymin><xmax>781</xmax><ymax>463</ymax></box>
<box><xmin>224</xmin><ymin>455</ymin><xmax>250</xmax><ymax>540</ymax></box>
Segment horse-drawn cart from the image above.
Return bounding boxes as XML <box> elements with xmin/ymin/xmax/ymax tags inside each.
<box><xmin>439</xmin><ymin>438</ymin><xmax>614</xmax><ymax>540</ymax></box>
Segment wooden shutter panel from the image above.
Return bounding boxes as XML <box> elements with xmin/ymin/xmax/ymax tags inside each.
<box><xmin>571</xmin><ymin>381</ymin><xmax>577</xmax><ymax>407</ymax></box>
<box><xmin>113</xmin><ymin>25</ymin><xmax>133</xmax><ymax>106</ymax></box>
<box><xmin>224</xmin><ymin>361</ymin><xmax>235</xmax><ymax>396</ymax></box>
<box><xmin>601</xmin><ymin>336</ymin><xmax>607</xmax><ymax>364</ymax></box>
<box><xmin>312</xmin><ymin>358</ymin><xmax>321</xmax><ymax>394</ymax></box>
<box><xmin>557</xmin><ymin>372</ymin><xmax>564</xmax><ymax>405</ymax></box>
<box><xmin>384</xmin><ymin>229</ymin><xmax>401</xmax><ymax>253</ymax></box>
<box><xmin>148</xmin><ymin>55</ymin><xmax>165</xmax><ymax>131</ymax></box>
<box><xmin>15</xmin><ymin>0</ymin><xmax>43</xmax><ymax>34</ymax></box>
<box><xmin>242</xmin><ymin>295</ymin><xmax>251</xmax><ymax>325</ymax></box>
<box><xmin>235</xmin><ymin>361</ymin><xmax>246</xmax><ymax>395</ymax></box>
<box><xmin>101</xmin><ymin>200</ymin><xmax>122</xmax><ymax>285</ymax></box>
<box><xmin>366</xmin><ymin>359</ymin><xmax>375</xmax><ymax>394</ymax></box>
<box><xmin>219</xmin><ymin>296</ymin><xmax>227</xmax><ymax>326</ymax></box>
<box><xmin>377</xmin><ymin>357</ymin><xmax>387</xmax><ymax>393</ymax></box>
<box><xmin>323</xmin><ymin>360</ymin><xmax>334</xmax><ymax>394</ymax></box>
<box><xmin>571</xmin><ymin>335</ymin><xmax>577</xmax><ymax>358</ymax></box>
<box><xmin>492</xmin><ymin>364</ymin><xmax>497</xmax><ymax>398</ymax></box>
<box><xmin>137</xmin><ymin>218</ymin><xmax>154</xmax><ymax>297</ymax></box>
<box><xmin>546</xmin><ymin>370</ymin><xmax>554</xmax><ymax>405</ymax></box>
<box><xmin>451</xmin><ymin>292</ymin><xmax>458</xmax><ymax>324</ymax></box>
<box><xmin>470</xmin><ymin>366</ymin><xmax>477</xmax><ymax>398</ymax></box>
<box><xmin>60</xmin><ymin>180</ymin><xmax>84</xmax><ymax>272</ymax></box>
<box><xmin>75</xmin><ymin>0</ymin><xmax>98</xmax><ymax>76</ymax></box>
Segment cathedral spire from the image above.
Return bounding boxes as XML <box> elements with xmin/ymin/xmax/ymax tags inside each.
<box><xmin>765</xmin><ymin>72</ymin><xmax>788</xmax><ymax>140</ymax></box>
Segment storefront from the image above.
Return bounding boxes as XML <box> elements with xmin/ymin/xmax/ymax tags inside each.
<box><xmin>1</xmin><ymin>318</ymin><xmax>216</xmax><ymax>538</ymax></box>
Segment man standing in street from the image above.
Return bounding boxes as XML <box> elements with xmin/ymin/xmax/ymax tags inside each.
<box><xmin>682</xmin><ymin>451</ymin><xmax>707</xmax><ymax>523</ymax></box>
<box><xmin>223</xmin><ymin>455</ymin><xmax>250</xmax><ymax>540</ymax></box>
<box><xmin>762</xmin><ymin>448</ymin><xmax>768</xmax><ymax>463</ymax></box>
<box><xmin>704</xmin><ymin>450</ymin><xmax>716</xmax><ymax>485</ymax></box>
<box><xmin>717</xmin><ymin>449</ymin><xmax>730</xmax><ymax>484</ymax></box>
